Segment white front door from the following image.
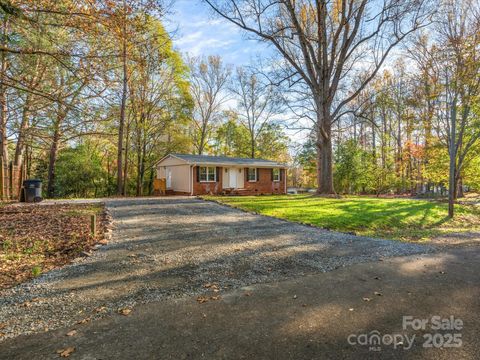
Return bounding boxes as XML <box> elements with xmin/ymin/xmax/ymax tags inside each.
<box><xmin>166</xmin><ymin>168</ymin><xmax>172</xmax><ymax>188</ymax></box>
<box><xmin>229</xmin><ymin>168</ymin><xmax>237</xmax><ymax>188</ymax></box>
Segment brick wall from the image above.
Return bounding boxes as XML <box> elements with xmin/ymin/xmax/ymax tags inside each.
<box><xmin>192</xmin><ymin>166</ymin><xmax>285</xmax><ymax>195</ymax></box>
<box><xmin>192</xmin><ymin>166</ymin><xmax>223</xmax><ymax>195</ymax></box>
<box><xmin>242</xmin><ymin>168</ymin><xmax>286</xmax><ymax>195</ymax></box>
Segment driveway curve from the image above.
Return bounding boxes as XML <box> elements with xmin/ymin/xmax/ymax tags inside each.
<box><xmin>0</xmin><ymin>197</ymin><xmax>431</xmax><ymax>341</ymax></box>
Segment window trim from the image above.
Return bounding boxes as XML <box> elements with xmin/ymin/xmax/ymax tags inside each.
<box><xmin>199</xmin><ymin>166</ymin><xmax>217</xmax><ymax>182</ymax></box>
<box><xmin>272</xmin><ymin>168</ymin><xmax>280</xmax><ymax>182</ymax></box>
<box><xmin>247</xmin><ymin>168</ymin><xmax>257</xmax><ymax>182</ymax></box>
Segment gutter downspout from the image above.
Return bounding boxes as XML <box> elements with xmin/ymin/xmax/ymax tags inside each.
<box><xmin>190</xmin><ymin>164</ymin><xmax>194</xmax><ymax>196</ymax></box>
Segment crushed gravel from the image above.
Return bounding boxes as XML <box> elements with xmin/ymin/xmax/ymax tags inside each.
<box><xmin>0</xmin><ymin>197</ymin><xmax>434</xmax><ymax>341</ymax></box>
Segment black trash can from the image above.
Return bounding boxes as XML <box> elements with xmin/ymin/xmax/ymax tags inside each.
<box><xmin>23</xmin><ymin>179</ymin><xmax>43</xmax><ymax>203</ymax></box>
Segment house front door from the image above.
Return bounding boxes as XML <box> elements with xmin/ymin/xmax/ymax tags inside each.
<box><xmin>166</xmin><ymin>168</ymin><xmax>172</xmax><ymax>188</ymax></box>
<box><xmin>228</xmin><ymin>168</ymin><xmax>237</xmax><ymax>188</ymax></box>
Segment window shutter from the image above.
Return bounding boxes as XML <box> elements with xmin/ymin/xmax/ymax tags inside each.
<box><xmin>196</xmin><ymin>166</ymin><xmax>199</xmax><ymax>182</ymax></box>
<box><xmin>256</xmin><ymin>168</ymin><xmax>259</xmax><ymax>182</ymax></box>
<box><xmin>216</xmin><ymin>167</ymin><xmax>220</xmax><ymax>182</ymax></box>
<box><xmin>271</xmin><ymin>169</ymin><xmax>273</xmax><ymax>181</ymax></box>
<box><xmin>280</xmin><ymin>169</ymin><xmax>283</xmax><ymax>181</ymax></box>
<box><xmin>245</xmin><ymin>168</ymin><xmax>248</xmax><ymax>182</ymax></box>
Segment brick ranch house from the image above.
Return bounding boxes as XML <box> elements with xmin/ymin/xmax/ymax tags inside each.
<box><xmin>155</xmin><ymin>154</ymin><xmax>287</xmax><ymax>195</ymax></box>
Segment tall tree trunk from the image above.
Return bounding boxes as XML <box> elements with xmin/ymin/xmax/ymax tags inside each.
<box><xmin>14</xmin><ymin>93</ymin><xmax>32</xmax><ymax>168</ymax></box>
<box><xmin>47</xmin><ymin>123</ymin><xmax>61</xmax><ymax>198</ymax></box>
<box><xmin>139</xmin><ymin>141</ymin><xmax>146</xmax><ymax>196</ymax></box>
<box><xmin>117</xmin><ymin>0</ymin><xmax>128</xmax><ymax>196</ymax></box>
<box><xmin>455</xmin><ymin>176</ymin><xmax>464</xmax><ymax>199</ymax></box>
<box><xmin>123</xmin><ymin>120</ymin><xmax>130</xmax><ymax>196</ymax></box>
<box><xmin>316</xmin><ymin>105</ymin><xmax>334</xmax><ymax>194</ymax></box>
<box><xmin>0</xmin><ymin>20</ymin><xmax>9</xmax><ymax>199</ymax></box>
<box><xmin>250</xmin><ymin>134</ymin><xmax>255</xmax><ymax>159</ymax></box>
<box><xmin>448</xmin><ymin>99</ymin><xmax>457</xmax><ymax>218</ymax></box>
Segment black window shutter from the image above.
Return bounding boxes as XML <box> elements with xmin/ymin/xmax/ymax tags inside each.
<box><xmin>280</xmin><ymin>169</ymin><xmax>283</xmax><ymax>181</ymax></box>
<box><xmin>245</xmin><ymin>168</ymin><xmax>248</xmax><ymax>182</ymax></box>
<box><xmin>216</xmin><ymin>167</ymin><xmax>220</xmax><ymax>182</ymax></box>
<box><xmin>271</xmin><ymin>168</ymin><xmax>273</xmax><ymax>181</ymax></box>
<box><xmin>196</xmin><ymin>166</ymin><xmax>200</xmax><ymax>182</ymax></box>
<box><xmin>256</xmin><ymin>168</ymin><xmax>259</xmax><ymax>182</ymax></box>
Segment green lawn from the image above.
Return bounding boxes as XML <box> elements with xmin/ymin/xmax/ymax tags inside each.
<box><xmin>205</xmin><ymin>195</ymin><xmax>480</xmax><ymax>242</ymax></box>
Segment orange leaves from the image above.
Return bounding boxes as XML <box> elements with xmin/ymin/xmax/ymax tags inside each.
<box><xmin>197</xmin><ymin>282</ymin><xmax>222</xmax><ymax>303</ymax></box>
<box><xmin>118</xmin><ymin>308</ymin><xmax>132</xmax><ymax>316</ymax></box>
<box><xmin>57</xmin><ymin>347</ymin><xmax>75</xmax><ymax>357</ymax></box>
<box><xmin>66</xmin><ymin>330</ymin><xmax>77</xmax><ymax>337</ymax></box>
<box><xmin>403</xmin><ymin>140</ymin><xmax>425</xmax><ymax>160</ymax></box>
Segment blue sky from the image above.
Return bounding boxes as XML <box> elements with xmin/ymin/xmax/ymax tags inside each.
<box><xmin>166</xmin><ymin>0</ymin><xmax>308</xmax><ymax>146</ymax></box>
<box><xmin>167</xmin><ymin>0</ymin><xmax>268</xmax><ymax>66</ymax></box>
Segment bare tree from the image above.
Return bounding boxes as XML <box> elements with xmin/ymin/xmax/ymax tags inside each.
<box><xmin>430</xmin><ymin>0</ymin><xmax>480</xmax><ymax>217</ymax></box>
<box><xmin>205</xmin><ymin>0</ymin><xmax>433</xmax><ymax>193</ymax></box>
<box><xmin>189</xmin><ymin>55</ymin><xmax>231</xmax><ymax>154</ymax></box>
<box><xmin>231</xmin><ymin>67</ymin><xmax>279</xmax><ymax>158</ymax></box>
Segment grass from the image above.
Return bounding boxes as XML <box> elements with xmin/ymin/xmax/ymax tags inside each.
<box><xmin>205</xmin><ymin>195</ymin><xmax>480</xmax><ymax>242</ymax></box>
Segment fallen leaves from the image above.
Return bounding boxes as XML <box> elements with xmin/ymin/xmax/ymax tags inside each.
<box><xmin>203</xmin><ymin>283</ymin><xmax>220</xmax><ymax>292</ymax></box>
<box><xmin>118</xmin><ymin>308</ymin><xmax>132</xmax><ymax>316</ymax></box>
<box><xmin>57</xmin><ymin>347</ymin><xmax>75</xmax><ymax>357</ymax></box>
<box><xmin>0</xmin><ymin>203</ymin><xmax>107</xmax><ymax>290</ymax></box>
<box><xmin>77</xmin><ymin>317</ymin><xmax>90</xmax><ymax>325</ymax></box>
<box><xmin>362</xmin><ymin>291</ymin><xmax>383</xmax><ymax>302</ymax></box>
<box><xmin>196</xmin><ymin>295</ymin><xmax>222</xmax><ymax>304</ymax></box>
<box><xmin>66</xmin><ymin>330</ymin><xmax>77</xmax><ymax>337</ymax></box>
<box><xmin>196</xmin><ymin>296</ymin><xmax>209</xmax><ymax>304</ymax></box>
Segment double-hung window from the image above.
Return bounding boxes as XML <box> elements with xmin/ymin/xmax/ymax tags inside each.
<box><xmin>272</xmin><ymin>168</ymin><xmax>280</xmax><ymax>182</ymax></box>
<box><xmin>199</xmin><ymin>166</ymin><xmax>216</xmax><ymax>182</ymax></box>
<box><xmin>247</xmin><ymin>168</ymin><xmax>257</xmax><ymax>182</ymax></box>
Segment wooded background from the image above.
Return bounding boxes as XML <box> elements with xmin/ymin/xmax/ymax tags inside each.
<box><xmin>0</xmin><ymin>0</ymin><xmax>479</xmax><ymax>218</ymax></box>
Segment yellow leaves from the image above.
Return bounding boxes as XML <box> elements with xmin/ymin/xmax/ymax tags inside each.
<box><xmin>331</xmin><ymin>0</ymin><xmax>344</xmax><ymax>23</ymax></box>
<box><xmin>66</xmin><ymin>330</ymin><xmax>77</xmax><ymax>337</ymax></box>
<box><xmin>57</xmin><ymin>347</ymin><xmax>75</xmax><ymax>357</ymax></box>
<box><xmin>299</xmin><ymin>4</ymin><xmax>315</xmax><ymax>29</ymax></box>
<box><xmin>118</xmin><ymin>308</ymin><xmax>132</xmax><ymax>316</ymax></box>
<box><xmin>95</xmin><ymin>306</ymin><xmax>107</xmax><ymax>313</ymax></box>
<box><xmin>196</xmin><ymin>296</ymin><xmax>209</xmax><ymax>304</ymax></box>
<box><xmin>77</xmin><ymin>317</ymin><xmax>90</xmax><ymax>325</ymax></box>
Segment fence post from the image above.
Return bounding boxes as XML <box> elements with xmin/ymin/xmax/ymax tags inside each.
<box><xmin>90</xmin><ymin>214</ymin><xmax>97</xmax><ymax>237</ymax></box>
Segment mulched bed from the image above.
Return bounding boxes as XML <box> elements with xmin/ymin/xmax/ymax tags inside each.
<box><xmin>0</xmin><ymin>203</ymin><xmax>108</xmax><ymax>290</ymax></box>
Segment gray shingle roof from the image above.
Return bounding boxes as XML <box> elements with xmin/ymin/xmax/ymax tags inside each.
<box><xmin>170</xmin><ymin>153</ymin><xmax>286</xmax><ymax>167</ymax></box>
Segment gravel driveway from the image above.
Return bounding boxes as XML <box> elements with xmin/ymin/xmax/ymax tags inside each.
<box><xmin>0</xmin><ymin>197</ymin><xmax>431</xmax><ymax>341</ymax></box>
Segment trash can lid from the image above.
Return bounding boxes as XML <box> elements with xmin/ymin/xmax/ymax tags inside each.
<box><xmin>23</xmin><ymin>179</ymin><xmax>42</xmax><ymax>185</ymax></box>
